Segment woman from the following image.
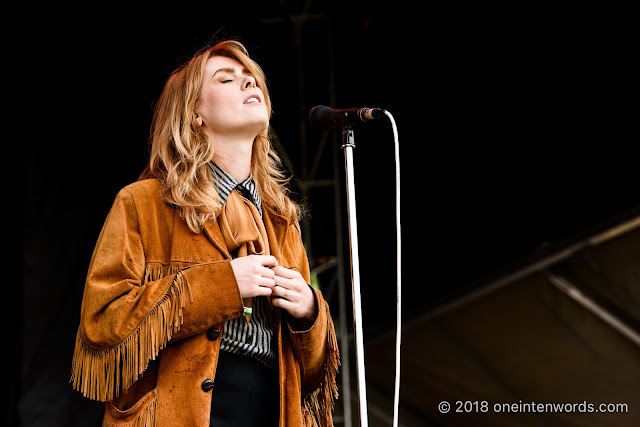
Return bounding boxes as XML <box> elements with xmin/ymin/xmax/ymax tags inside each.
<box><xmin>71</xmin><ymin>39</ymin><xmax>339</xmax><ymax>427</ymax></box>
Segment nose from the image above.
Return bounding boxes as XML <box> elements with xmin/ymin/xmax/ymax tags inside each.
<box><xmin>244</xmin><ymin>76</ymin><xmax>256</xmax><ymax>89</ymax></box>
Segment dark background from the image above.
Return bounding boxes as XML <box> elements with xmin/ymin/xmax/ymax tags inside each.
<box><xmin>12</xmin><ymin>2</ymin><xmax>638</xmax><ymax>425</ymax></box>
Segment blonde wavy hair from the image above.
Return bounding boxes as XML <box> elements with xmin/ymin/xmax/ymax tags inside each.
<box><xmin>141</xmin><ymin>40</ymin><xmax>300</xmax><ymax>233</ymax></box>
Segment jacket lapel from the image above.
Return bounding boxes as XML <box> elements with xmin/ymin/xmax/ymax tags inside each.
<box><xmin>202</xmin><ymin>219</ymin><xmax>231</xmax><ymax>260</ymax></box>
<box><xmin>169</xmin><ymin>207</ymin><xmax>287</xmax><ymax>264</ymax></box>
<box><xmin>169</xmin><ymin>209</ymin><xmax>231</xmax><ymax>262</ymax></box>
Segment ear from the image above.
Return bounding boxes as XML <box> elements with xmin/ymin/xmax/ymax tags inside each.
<box><xmin>195</xmin><ymin>113</ymin><xmax>204</xmax><ymax>127</ymax></box>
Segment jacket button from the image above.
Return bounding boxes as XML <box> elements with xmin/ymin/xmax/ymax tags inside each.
<box><xmin>201</xmin><ymin>379</ymin><xmax>214</xmax><ymax>392</ymax></box>
<box><xmin>206</xmin><ymin>327</ymin><xmax>221</xmax><ymax>341</ymax></box>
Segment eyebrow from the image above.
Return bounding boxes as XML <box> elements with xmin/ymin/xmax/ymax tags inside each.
<box><xmin>212</xmin><ymin>67</ymin><xmax>252</xmax><ymax>77</ymax></box>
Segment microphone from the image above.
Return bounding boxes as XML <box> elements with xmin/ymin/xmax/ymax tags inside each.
<box><xmin>308</xmin><ymin>105</ymin><xmax>386</xmax><ymax>129</ymax></box>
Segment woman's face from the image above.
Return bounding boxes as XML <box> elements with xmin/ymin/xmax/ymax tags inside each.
<box><xmin>197</xmin><ymin>55</ymin><xmax>269</xmax><ymax>139</ymax></box>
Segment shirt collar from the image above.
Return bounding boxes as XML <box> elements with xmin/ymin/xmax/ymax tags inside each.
<box><xmin>209</xmin><ymin>163</ymin><xmax>262</xmax><ymax>216</ymax></box>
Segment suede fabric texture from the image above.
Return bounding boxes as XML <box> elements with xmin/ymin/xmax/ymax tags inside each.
<box><xmin>71</xmin><ymin>178</ymin><xmax>339</xmax><ymax>426</ymax></box>
<box><xmin>218</xmin><ymin>187</ymin><xmax>271</xmax><ymax>322</ymax></box>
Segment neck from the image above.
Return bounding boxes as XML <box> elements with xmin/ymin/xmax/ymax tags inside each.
<box><xmin>212</xmin><ymin>135</ymin><xmax>254</xmax><ymax>181</ymax></box>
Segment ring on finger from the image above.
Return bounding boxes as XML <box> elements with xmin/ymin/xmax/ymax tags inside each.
<box><xmin>283</xmin><ymin>289</ymin><xmax>288</xmax><ymax>299</ymax></box>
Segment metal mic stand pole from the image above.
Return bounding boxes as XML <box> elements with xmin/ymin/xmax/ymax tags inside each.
<box><xmin>341</xmin><ymin>126</ymin><xmax>369</xmax><ymax>426</ymax></box>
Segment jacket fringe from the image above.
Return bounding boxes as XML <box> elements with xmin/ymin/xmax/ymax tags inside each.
<box><xmin>302</xmin><ymin>303</ymin><xmax>341</xmax><ymax>427</ymax></box>
<box><xmin>71</xmin><ymin>264</ymin><xmax>186</xmax><ymax>402</ymax></box>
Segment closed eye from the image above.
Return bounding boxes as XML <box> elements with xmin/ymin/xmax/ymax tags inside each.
<box><xmin>212</xmin><ymin>66</ymin><xmax>252</xmax><ymax>84</ymax></box>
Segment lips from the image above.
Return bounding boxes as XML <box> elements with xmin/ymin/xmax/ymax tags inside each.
<box><xmin>244</xmin><ymin>94</ymin><xmax>262</xmax><ymax>104</ymax></box>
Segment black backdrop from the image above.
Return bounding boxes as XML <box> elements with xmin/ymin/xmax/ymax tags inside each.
<box><xmin>12</xmin><ymin>3</ymin><xmax>638</xmax><ymax>425</ymax></box>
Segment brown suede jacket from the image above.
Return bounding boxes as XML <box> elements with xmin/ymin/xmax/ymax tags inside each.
<box><xmin>71</xmin><ymin>179</ymin><xmax>339</xmax><ymax>426</ymax></box>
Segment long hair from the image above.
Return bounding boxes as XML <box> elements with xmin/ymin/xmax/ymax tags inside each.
<box><xmin>142</xmin><ymin>40</ymin><xmax>300</xmax><ymax>233</ymax></box>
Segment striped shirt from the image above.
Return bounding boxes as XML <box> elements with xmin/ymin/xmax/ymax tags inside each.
<box><xmin>209</xmin><ymin>163</ymin><xmax>277</xmax><ymax>371</ymax></box>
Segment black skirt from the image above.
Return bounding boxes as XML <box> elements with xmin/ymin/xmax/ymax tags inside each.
<box><xmin>210</xmin><ymin>351</ymin><xmax>280</xmax><ymax>426</ymax></box>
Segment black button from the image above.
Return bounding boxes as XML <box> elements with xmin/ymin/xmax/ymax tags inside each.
<box><xmin>206</xmin><ymin>327</ymin><xmax>221</xmax><ymax>341</ymax></box>
<box><xmin>246</xmin><ymin>333</ymin><xmax>253</xmax><ymax>343</ymax></box>
<box><xmin>201</xmin><ymin>379</ymin><xmax>214</xmax><ymax>392</ymax></box>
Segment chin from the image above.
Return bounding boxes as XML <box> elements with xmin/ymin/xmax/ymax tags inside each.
<box><xmin>253</xmin><ymin>117</ymin><xmax>270</xmax><ymax>134</ymax></box>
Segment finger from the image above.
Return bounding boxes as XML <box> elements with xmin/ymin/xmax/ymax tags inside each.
<box><xmin>272</xmin><ymin>266</ymin><xmax>301</xmax><ymax>279</ymax></box>
<box><xmin>274</xmin><ymin>275</ymin><xmax>294</xmax><ymax>290</ymax></box>
<box><xmin>254</xmin><ymin>285</ymin><xmax>273</xmax><ymax>297</ymax></box>
<box><xmin>273</xmin><ymin>285</ymin><xmax>292</xmax><ymax>300</ymax></box>
<box><xmin>243</xmin><ymin>281</ymin><xmax>274</xmax><ymax>298</ymax></box>
<box><xmin>259</xmin><ymin>277</ymin><xmax>276</xmax><ymax>289</ymax></box>
<box><xmin>272</xmin><ymin>284</ymin><xmax>282</xmax><ymax>297</ymax></box>
<box><xmin>255</xmin><ymin>255</ymin><xmax>278</xmax><ymax>267</ymax></box>
<box><xmin>260</xmin><ymin>266</ymin><xmax>276</xmax><ymax>279</ymax></box>
<box><xmin>272</xmin><ymin>297</ymin><xmax>309</xmax><ymax>321</ymax></box>
<box><xmin>272</xmin><ymin>296</ymin><xmax>294</xmax><ymax>310</ymax></box>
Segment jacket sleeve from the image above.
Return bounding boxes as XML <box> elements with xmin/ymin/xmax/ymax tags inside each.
<box><xmin>286</xmin><ymin>228</ymin><xmax>340</xmax><ymax>424</ymax></box>
<box><xmin>70</xmin><ymin>186</ymin><xmax>244</xmax><ymax>402</ymax></box>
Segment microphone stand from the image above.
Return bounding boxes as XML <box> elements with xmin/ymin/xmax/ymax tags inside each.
<box><xmin>341</xmin><ymin>126</ymin><xmax>369</xmax><ymax>426</ymax></box>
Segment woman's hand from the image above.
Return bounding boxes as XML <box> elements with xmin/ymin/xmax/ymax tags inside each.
<box><xmin>270</xmin><ymin>266</ymin><xmax>317</xmax><ymax>325</ymax></box>
<box><xmin>230</xmin><ymin>255</ymin><xmax>278</xmax><ymax>298</ymax></box>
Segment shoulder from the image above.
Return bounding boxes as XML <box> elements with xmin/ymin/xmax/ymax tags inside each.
<box><xmin>112</xmin><ymin>178</ymin><xmax>172</xmax><ymax>217</ymax></box>
<box><xmin>119</xmin><ymin>178</ymin><xmax>163</xmax><ymax>197</ymax></box>
<box><xmin>115</xmin><ymin>179</ymin><xmax>165</xmax><ymax>204</ymax></box>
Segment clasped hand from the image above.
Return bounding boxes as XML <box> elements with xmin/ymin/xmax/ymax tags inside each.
<box><xmin>230</xmin><ymin>254</ymin><xmax>316</xmax><ymax>322</ymax></box>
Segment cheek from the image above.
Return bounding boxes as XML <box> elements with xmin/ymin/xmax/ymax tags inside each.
<box><xmin>199</xmin><ymin>91</ymin><xmax>237</xmax><ymax>123</ymax></box>
<box><xmin>200</xmin><ymin>90</ymin><xmax>225</xmax><ymax>112</ymax></box>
